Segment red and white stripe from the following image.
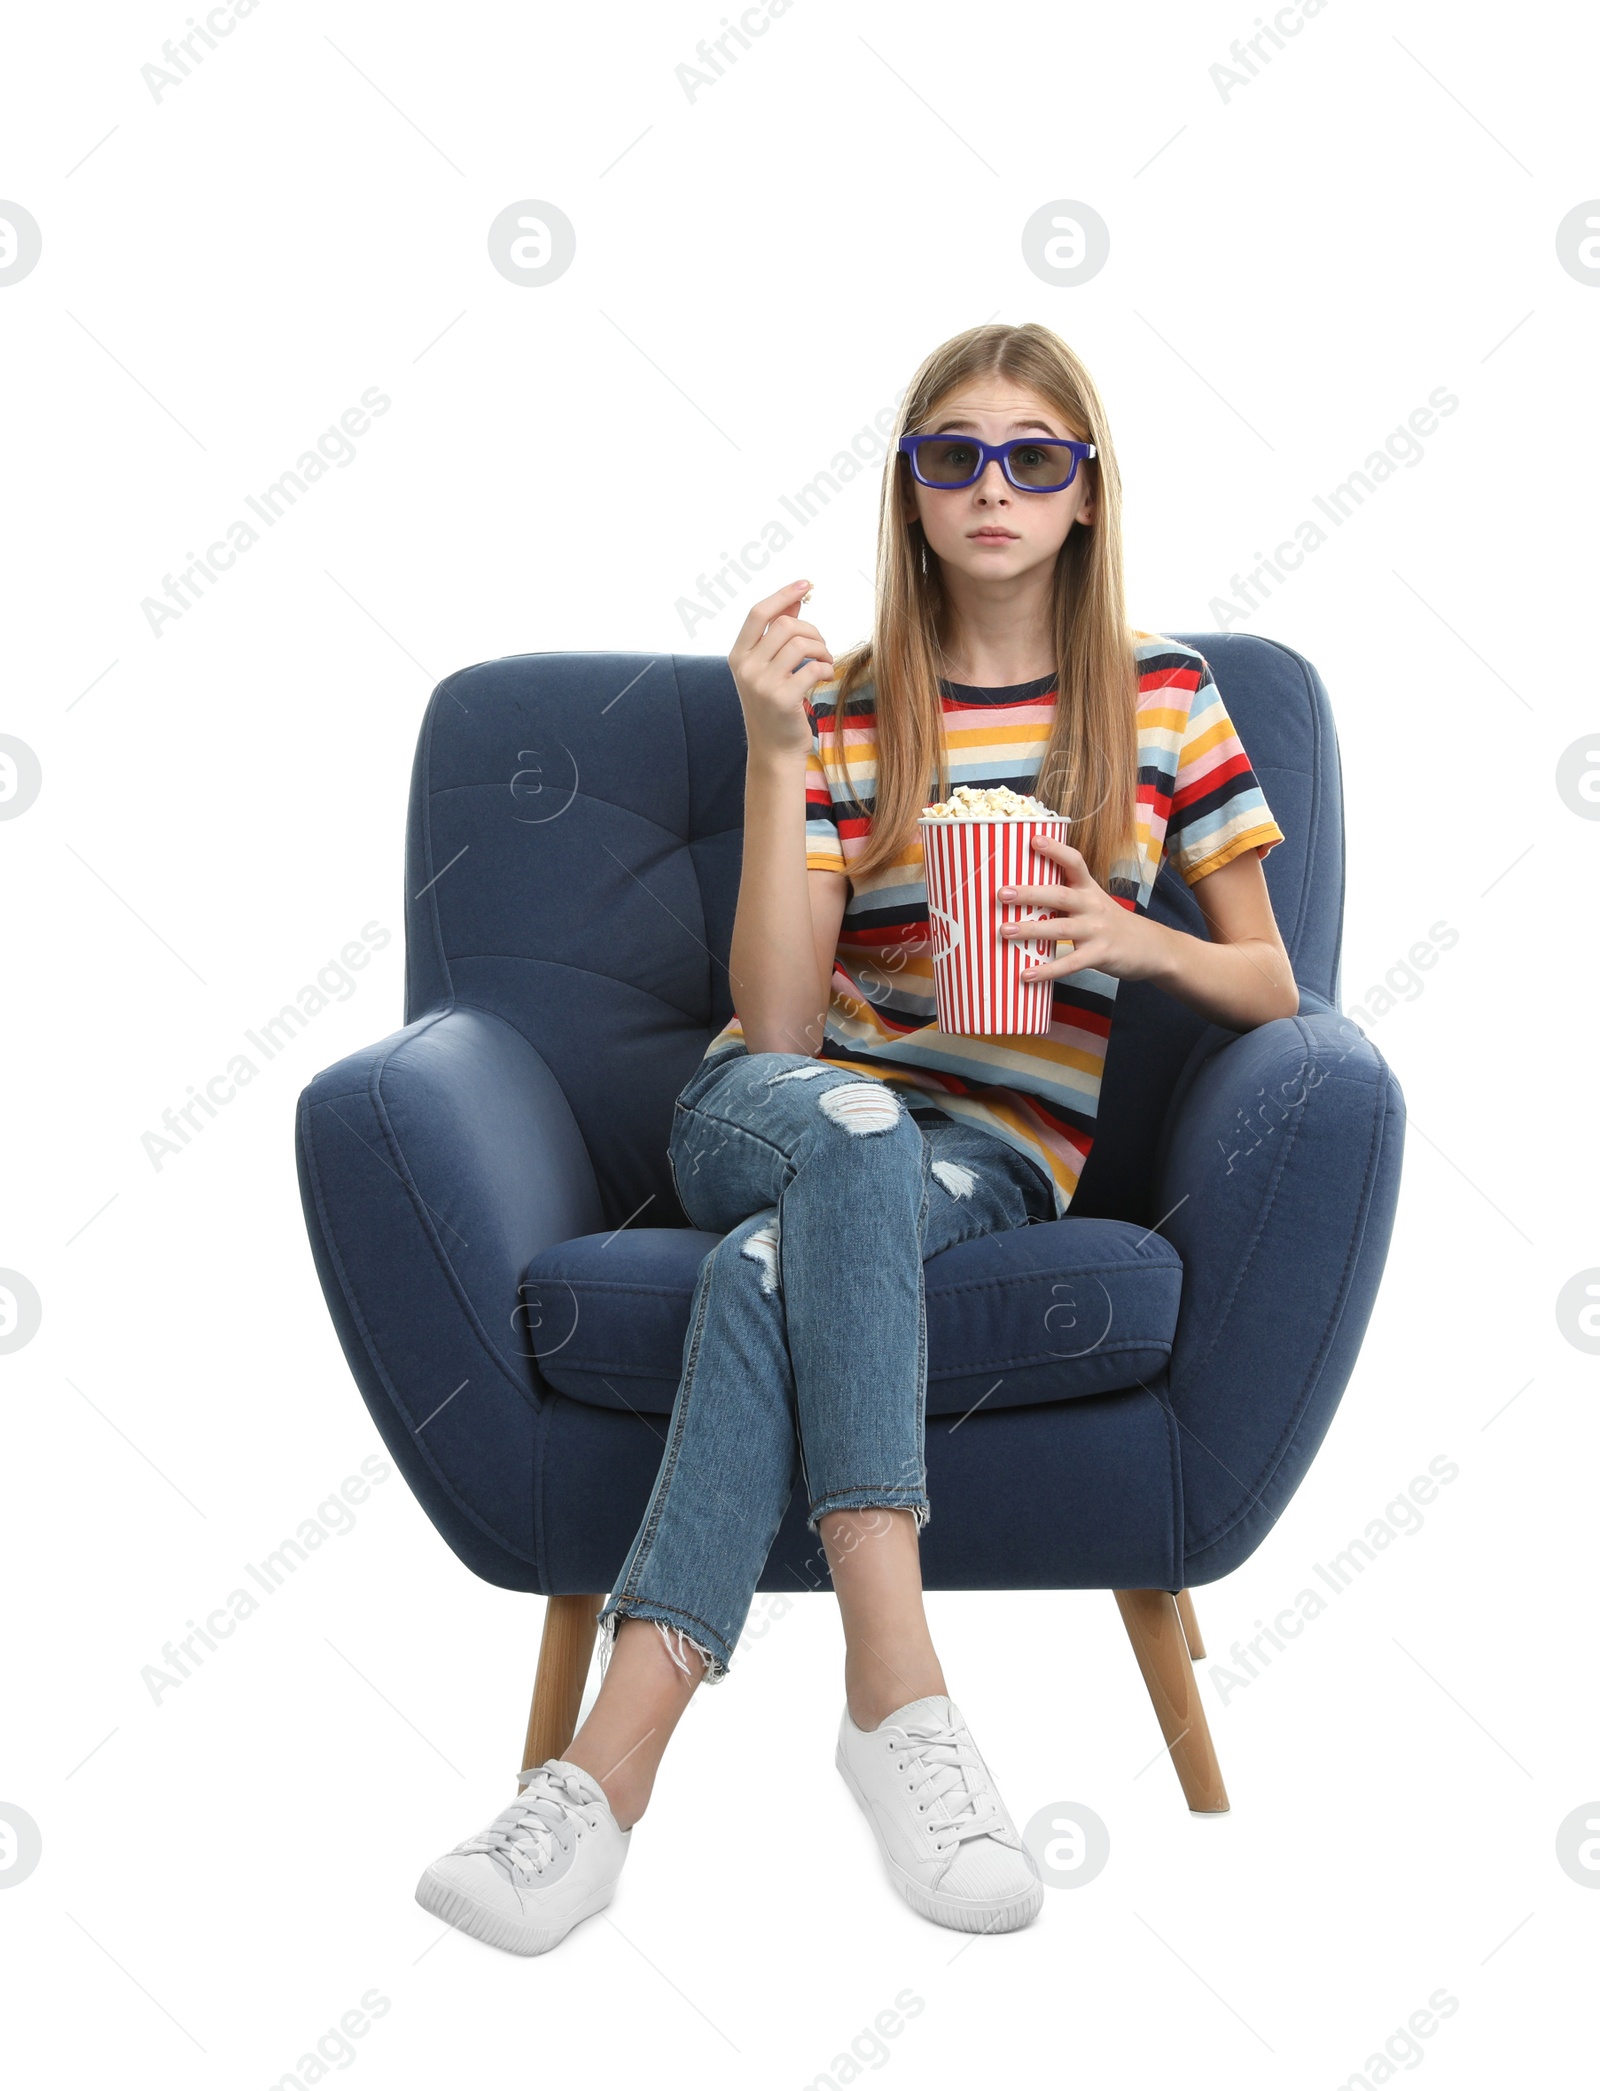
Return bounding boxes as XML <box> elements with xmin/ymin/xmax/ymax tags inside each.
<box><xmin>919</xmin><ymin>818</ymin><xmax>1070</xmax><ymax>1036</ymax></box>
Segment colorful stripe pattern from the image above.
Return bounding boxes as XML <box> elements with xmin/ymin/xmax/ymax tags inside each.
<box><xmin>704</xmin><ymin>634</ymin><xmax>1285</xmax><ymax>1218</ymax></box>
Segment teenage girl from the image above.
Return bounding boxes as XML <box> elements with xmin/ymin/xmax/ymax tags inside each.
<box><xmin>415</xmin><ymin>322</ymin><xmax>1294</xmax><ymax>1956</ymax></box>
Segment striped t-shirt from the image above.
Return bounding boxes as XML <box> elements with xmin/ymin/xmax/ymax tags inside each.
<box><xmin>704</xmin><ymin>633</ymin><xmax>1285</xmax><ymax>1217</ymax></box>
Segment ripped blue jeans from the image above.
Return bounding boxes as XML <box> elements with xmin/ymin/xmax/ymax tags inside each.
<box><xmin>595</xmin><ymin>1043</ymin><xmax>1057</xmax><ymax>1686</ymax></box>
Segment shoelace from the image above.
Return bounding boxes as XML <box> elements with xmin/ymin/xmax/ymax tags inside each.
<box><xmin>456</xmin><ymin>1769</ymin><xmax>601</xmax><ymax>1883</ymax></box>
<box><xmin>887</xmin><ymin>1716</ymin><xmax>1008</xmax><ymax>1852</ymax></box>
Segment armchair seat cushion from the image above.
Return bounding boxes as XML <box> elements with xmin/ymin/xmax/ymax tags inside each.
<box><xmin>523</xmin><ymin>1216</ymin><xmax>1183</xmax><ymax>1418</ymax></box>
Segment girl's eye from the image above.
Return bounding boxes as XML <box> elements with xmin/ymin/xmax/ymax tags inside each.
<box><xmin>929</xmin><ymin>441</ymin><xmax>977</xmax><ymax>475</ymax></box>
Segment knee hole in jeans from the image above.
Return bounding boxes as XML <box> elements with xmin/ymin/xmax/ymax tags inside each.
<box><xmin>738</xmin><ymin>1214</ymin><xmax>782</xmax><ymax>1300</ymax></box>
<box><xmin>815</xmin><ymin>1081</ymin><xmax>903</xmax><ymax>1136</ymax></box>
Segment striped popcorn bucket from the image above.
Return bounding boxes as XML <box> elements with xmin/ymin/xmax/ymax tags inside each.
<box><xmin>917</xmin><ymin>815</ymin><xmax>1073</xmax><ymax>1036</ymax></box>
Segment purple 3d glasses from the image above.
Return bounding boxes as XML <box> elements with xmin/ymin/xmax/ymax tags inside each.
<box><xmin>897</xmin><ymin>432</ymin><xmax>1096</xmax><ymax>492</ymax></box>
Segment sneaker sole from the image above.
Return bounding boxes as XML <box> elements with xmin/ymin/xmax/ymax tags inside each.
<box><xmin>835</xmin><ymin>1744</ymin><xmax>1044</xmax><ymax>1935</ymax></box>
<box><xmin>414</xmin><ymin>1866</ymin><xmax>618</xmax><ymax>1957</ymax></box>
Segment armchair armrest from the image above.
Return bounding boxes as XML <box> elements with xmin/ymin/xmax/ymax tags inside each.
<box><xmin>295</xmin><ymin>1005</ymin><xmax>603</xmax><ymax>1586</ymax></box>
<box><xmin>1150</xmin><ymin>998</ymin><xmax>1406</xmax><ymax>1585</ymax></box>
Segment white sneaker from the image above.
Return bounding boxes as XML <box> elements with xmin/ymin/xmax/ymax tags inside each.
<box><xmin>415</xmin><ymin>1759</ymin><xmax>630</xmax><ymax>1956</ymax></box>
<box><xmin>836</xmin><ymin>1694</ymin><xmax>1043</xmax><ymax>1934</ymax></box>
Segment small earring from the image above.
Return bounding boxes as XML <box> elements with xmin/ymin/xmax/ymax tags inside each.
<box><xmin>919</xmin><ymin>541</ymin><xmax>929</xmax><ymax>577</ymax></box>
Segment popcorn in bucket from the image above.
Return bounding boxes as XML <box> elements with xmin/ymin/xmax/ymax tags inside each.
<box><xmin>917</xmin><ymin>785</ymin><xmax>1072</xmax><ymax>1036</ymax></box>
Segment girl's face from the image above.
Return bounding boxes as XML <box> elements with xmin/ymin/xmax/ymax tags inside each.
<box><xmin>903</xmin><ymin>375</ymin><xmax>1095</xmax><ymax>587</ymax></box>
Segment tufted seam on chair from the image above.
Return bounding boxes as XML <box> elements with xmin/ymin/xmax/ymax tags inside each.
<box><xmin>1123</xmin><ymin>1378</ymin><xmax>1187</xmax><ymax>1590</ymax></box>
<box><xmin>427</xmin><ymin>775</ymin><xmax>743</xmax><ymax>851</ymax></box>
<box><xmin>1232</xmin><ymin>632</ymin><xmax>1332</xmax><ymax>984</ymax></box>
<box><xmin>1182</xmin><ymin>1059</ymin><xmax>1391</xmax><ymax>1558</ymax></box>
<box><xmin>537</xmin><ymin>1256</ymin><xmax>1179</xmax><ymax>1301</ymax></box>
<box><xmin>413</xmin><ymin>673</ymin><xmax>474</xmax><ymax>1007</ymax></box>
<box><xmin>546</xmin><ymin>1334</ymin><xmax>1172</xmax><ymax>1384</ymax></box>
<box><xmin>672</xmin><ymin>649</ymin><xmax>721</xmax><ymax>1022</ymax></box>
<box><xmin>527</xmin><ymin>1279</ymin><xmax>707</xmax><ymax>1302</ymax></box>
<box><xmin>671</xmin><ymin>649</ymin><xmax>760</xmax><ymax>1029</ymax></box>
<box><xmin>667</xmin><ymin>649</ymin><xmax>694</xmax><ymax>842</ymax></box>
<box><xmin>444</xmin><ymin>952</ymin><xmax>704</xmax><ymax>1028</ymax></box>
<box><xmin>937</xmin><ymin>1333</ymin><xmax>1172</xmax><ymax>1374</ymax></box>
<box><xmin>925</xmin><ymin>1258</ymin><xmax>1181</xmax><ymax>1296</ymax></box>
<box><xmin>530</xmin><ymin>1375</ymin><xmax>555</xmax><ymax>1593</ymax></box>
<box><xmin>1161</xmin><ymin>1379</ymin><xmax>1185</xmax><ymax>1587</ymax></box>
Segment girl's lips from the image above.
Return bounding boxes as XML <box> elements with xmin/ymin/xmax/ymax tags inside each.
<box><xmin>970</xmin><ymin>531</ymin><xmax>1018</xmax><ymax>541</ymax></box>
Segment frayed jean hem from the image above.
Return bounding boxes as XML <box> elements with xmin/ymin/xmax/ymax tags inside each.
<box><xmin>806</xmin><ymin>1490</ymin><xmax>931</xmax><ymax>1537</ymax></box>
<box><xmin>596</xmin><ymin>1595</ymin><xmax>731</xmax><ymax>1686</ymax></box>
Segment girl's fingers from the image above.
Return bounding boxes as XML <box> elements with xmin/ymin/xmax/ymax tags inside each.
<box><xmin>1020</xmin><ymin>836</ymin><xmax>1082</xmax><ymax>871</ymax></box>
<box><xmin>732</xmin><ymin>579</ymin><xmax>812</xmax><ymax>655</ymax></box>
<box><xmin>771</xmin><ymin>630</ymin><xmax>835</xmax><ymax>671</ymax></box>
<box><xmin>747</xmin><ymin>615</ymin><xmax>830</xmax><ymax>674</ymax></box>
<box><xmin>746</xmin><ymin>635</ymin><xmax>836</xmax><ymax>693</ymax></box>
<box><xmin>1023</xmin><ymin>941</ymin><xmax>1081</xmax><ymax>970</ymax></box>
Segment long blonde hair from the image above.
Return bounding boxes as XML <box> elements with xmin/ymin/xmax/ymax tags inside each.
<box><xmin>824</xmin><ymin>321</ymin><xmax>1139</xmax><ymax>890</ymax></box>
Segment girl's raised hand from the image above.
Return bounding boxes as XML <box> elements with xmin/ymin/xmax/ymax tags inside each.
<box><xmin>728</xmin><ymin>579</ymin><xmax>836</xmax><ymax>762</ymax></box>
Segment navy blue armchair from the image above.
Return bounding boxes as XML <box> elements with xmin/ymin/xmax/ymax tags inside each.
<box><xmin>295</xmin><ymin>635</ymin><xmax>1405</xmax><ymax>1809</ymax></box>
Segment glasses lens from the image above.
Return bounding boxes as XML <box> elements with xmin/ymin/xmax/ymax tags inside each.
<box><xmin>913</xmin><ymin>437</ymin><xmax>983</xmax><ymax>485</ymax></box>
<box><xmin>1007</xmin><ymin>442</ymin><xmax>1076</xmax><ymax>489</ymax></box>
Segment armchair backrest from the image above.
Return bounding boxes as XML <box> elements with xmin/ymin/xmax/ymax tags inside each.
<box><xmin>401</xmin><ymin>635</ymin><xmax>1344</xmax><ymax>1232</ymax></box>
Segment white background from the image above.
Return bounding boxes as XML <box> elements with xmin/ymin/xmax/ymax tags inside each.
<box><xmin>2</xmin><ymin>0</ymin><xmax>1596</xmax><ymax>2084</ymax></box>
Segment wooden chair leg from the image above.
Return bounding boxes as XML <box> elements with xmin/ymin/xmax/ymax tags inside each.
<box><xmin>1113</xmin><ymin>1588</ymin><xmax>1229</xmax><ymax>1814</ymax></box>
<box><xmin>521</xmin><ymin>1593</ymin><xmax>604</xmax><ymax>1778</ymax></box>
<box><xmin>1175</xmin><ymin>1587</ymin><xmax>1206</xmax><ymax>1660</ymax></box>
